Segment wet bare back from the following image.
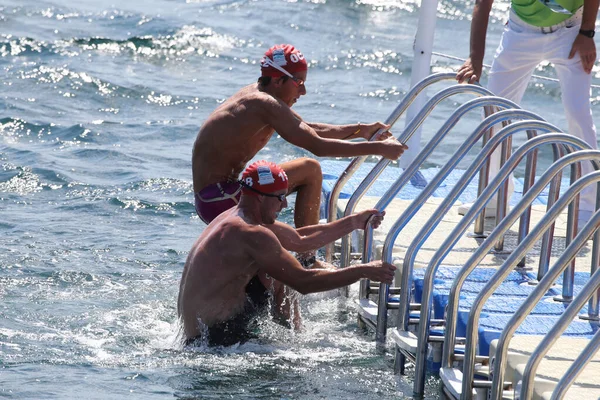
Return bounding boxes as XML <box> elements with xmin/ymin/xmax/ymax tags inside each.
<box><xmin>177</xmin><ymin>209</ymin><xmax>262</xmax><ymax>339</ymax></box>
<box><xmin>192</xmin><ymin>84</ymin><xmax>290</xmax><ymax>192</ymax></box>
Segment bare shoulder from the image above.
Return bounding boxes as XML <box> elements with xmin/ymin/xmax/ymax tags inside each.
<box><xmin>224</xmin><ymin>222</ymin><xmax>282</xmax><ymax>259</ymax></box>
<box><xmin>243</xmin><ymin>85</ymin><xmax>284</xmax><ymax>109</ymax></box>
<box><xmin>239</xmin><ymin>221</ymin><xmax>280</xmax><ymax>244</ymax></box>
<box><xmin>230</xmin><ymin>84</ymin><xmax>276</xmax><ymax>104</ymax></box>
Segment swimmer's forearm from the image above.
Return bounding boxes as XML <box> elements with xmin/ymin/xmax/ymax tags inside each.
<box><xmin>291</xmin><ymin>266</ymin><xmax>365</xmax><ymax>294</ymax></box>
<box><xmin>306</xmin><ymin>122</ymin><xmax>360</xmax><ymax>140</ymax></box>
<box><xmin>307</xmin><ymin>139</ymin><xmax>388</xmax><ymax>158</ymax></box>
<box><xmin>294</xmin><ymin>215</ymin><xmax>359</xmax><ymax>250</ymax></box>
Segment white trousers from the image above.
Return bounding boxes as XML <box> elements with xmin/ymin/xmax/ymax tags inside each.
<box><xmin>486</xmin><ymin>9</ymin><xmax>597</xmax><ymax>214</ymax></box>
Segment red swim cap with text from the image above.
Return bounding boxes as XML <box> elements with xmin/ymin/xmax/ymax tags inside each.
<box><xmin>241</xmin><ymin>160</ymin><xmax>288</xmax><ymax>196</ymax></box>
<box><xmin>260</xmin><ymin>44</ymin><xmax>307</xmax><ymax>78</ymax></box>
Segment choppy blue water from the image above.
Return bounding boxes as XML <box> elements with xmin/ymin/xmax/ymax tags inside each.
<box><xmin>2</xmin><ymin>0</ymin><xmax>600</xmax><ymax>398</ymax></box>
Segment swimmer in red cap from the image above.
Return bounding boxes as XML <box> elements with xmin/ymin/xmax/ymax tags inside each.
<box><xmin>192</xmin><ymin>43</ymin><xmax>407</xmax><ymax>233</ymax></box>
<box><xmin>179</xmin><ymin>160</ymin><xmax>395</xmax><ymax>346</ymax></box>
<box><xmin>191</xmin><ymin>43</ymin><xmax>407</xmax><ymax>323</ymax></box>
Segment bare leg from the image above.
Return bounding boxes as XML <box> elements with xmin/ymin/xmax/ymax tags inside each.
<box><xmin>280</xmin><ymin>157</ymin><xmax>322</xmax><ymax>228</ymax></box>
<box><xmin>265</xmin><ymin>158</ymin><xmax>330</xmax><ymax>328</ymax></box>
<box><xmin>258</xmin><ymin>272</ymin><xmax>302</xmax><ymax>330</ymax></box>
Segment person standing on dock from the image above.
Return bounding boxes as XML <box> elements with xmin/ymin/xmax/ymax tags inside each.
<box><xmin>179</xmin><ymin>160</ymin><xmax>396</xmax><ymax>346</ymax></box>
<box><xmin>192</xmin><ymin>44</ymin><xmax>408</xmax><ymax>267</ymax></box>
<box><xmin>456</xmin><ymin>0</ymin><xmax>599</xmax><ymax>225</ymax></box>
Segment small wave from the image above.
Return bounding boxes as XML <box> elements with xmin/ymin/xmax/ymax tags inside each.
<box><xmin>355</xmin><ymin>0</ymin><xmax>419</xmax><ymax>12</ymax></box>
<box><xmin>130</xmin><ymin>177</ymin><xmax>192</xmax><ymax>192</ymax></box>
<box><xmin>313</xmin><ymin>48</ymin><xmax>410</xmax><ymax>76</ymax></box>
<box><xmin>108</xmin><ymin>196</ymin><xmax>194</xmax><ymax>215</ymax></box>
<box><xmin>0</xmin><ymin>166</ymin><xmax>42</xmax><ymax>195</ymax></box>
<box><xmin>18</xmin><ymin>65</ymin><xmax>123</xmax><ymax>97</ymax></box>
<box><xmin>65</xmin><ymin>25</ymin><xmax>239</xmax><ymax>61</ymax></box>
<box><xmin>0</xmin><ymin>36</ymin><xmax>53</xmax><ymax>57</ymax></box>
<box><xmin>0</xmin><ymin>117</ymin><xmax>101</xmax><ymax>145</ymax></box>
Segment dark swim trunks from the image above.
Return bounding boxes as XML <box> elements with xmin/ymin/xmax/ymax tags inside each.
<box><xmin>194</xmin><ymin>181</ymin><xmax>242</xmax><ymax>225</ymax></box>
<box><xmin>184</xmin><ymin>276</ymin><xmax>271</xmax><ymax>347</ymax></box>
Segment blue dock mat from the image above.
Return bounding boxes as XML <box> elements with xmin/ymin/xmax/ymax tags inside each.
<box><xmin>412</xmin><ymin>267</ymin><xmax>535</xmax><ymax>304</ymax></box>
<box><xmin>458</xmin><ymin>311</ymin><xmax>600</xmax><ymax>355</ymax></box>
<box><xmin>409</xmin><ymin>266</ymin><xmax>595</xmax><ymax>356</ymax></box>
<box><xmin>321</xmin><ymin>160</ymin><xmax>597</xmax><ymax>358</ymax></box>
<box><xmin>320</xmin><ymin>159</ymin><xmax>574</xmax><ymax>217</ymax></box>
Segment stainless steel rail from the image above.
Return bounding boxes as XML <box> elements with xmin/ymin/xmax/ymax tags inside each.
<box><xmin>356</xmin><ymin>100</ymin><xmax>526</xmax><ymax>304</ymax></box>
<box><xmin>517</xmin><ymin>212</ymin><xmax>600</xmax><ymax>399</ymax></box>
<box><xmin>550</xmin><ymin>329</ymin><xmax>600</xmax><ymax>399</ymax></box>
<box><xmin>338</xmin><ymin>85</ymin><xmax>494</xmax><ymax>274</ymax></box>
<box><xmin>367</xmin><ymin>103</ymin><xmax>529</xmax><ymax>347</ymax></box>
<box><xmin>491</xmin><ymin>195</ymin><xmax>600</xmax><ymax>399</ymax></box>
<box><xmin>325</xmin><ymin>72</ymin><xmax>458</xmax><ymax>262</ymax></box>
<box><xmin>410</xmin><ymin>132</ymin><xmax>578</xmax><ymax>397</ymax></box>
<box><xmin>441</xmin><ymin>148</ymin><xmax>597</xmax><ymax>388</ymax></box>
<box><xmin>389</xmin><ymin>119</ymin><xmax>557</xmax><ymax>350</ymax></box>
<box><xmin>459</xmin><ymin>163</ymin><xmax>600</xmax><ymax>399</ymax></box>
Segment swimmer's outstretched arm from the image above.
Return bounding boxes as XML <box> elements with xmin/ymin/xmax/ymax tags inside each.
<box><xmin>264</xmin><ymin>97</ymin><xmax>407</xmax><ymax>160</ymax></box>
<box><xmin>246</xmin><ymin>226</ymin><xmax>395</xmax><ymax>294</ymax></box>
<box><xmin>267</xmin><ymin>209</ymin><xmax>384</xmax><ymax>253</ymax></box>
<box><xmin>307</xmin><ymin>122</ymin><xmax>393</xmax><ymax>141</ymax></box>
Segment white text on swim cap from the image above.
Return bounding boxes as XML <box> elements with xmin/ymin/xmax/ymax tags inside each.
<box><xmin>257</xmin><ymin>166</ymin><xmax>275</xmax><ymax>185</ymax></box>
<box><xmin>272</xmin><ymin>49</ymin><xmax>287</xmax><ymax>66</ymax></box>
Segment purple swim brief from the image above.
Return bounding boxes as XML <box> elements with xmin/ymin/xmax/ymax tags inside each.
<box><xmin>194</xmin><ymin>181</ymin><xmax>242</xmax><ymax>224</ymax></box>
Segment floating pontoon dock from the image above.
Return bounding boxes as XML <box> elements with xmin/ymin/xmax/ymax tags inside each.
<box><xmin>319</xmin><ymin>74</ymin><xmax>600</xmax><ymax>400</ymax></box>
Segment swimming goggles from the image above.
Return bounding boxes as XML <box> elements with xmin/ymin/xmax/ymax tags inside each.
<box><xmin>238</xmin><ymin>180</ymin><xmax>287</xmax><ymax>202</ymax></box>
<box><xmin>261</xmin><ymin>58</ymin><xmax>305</xmax><ymax>87</ymax></box>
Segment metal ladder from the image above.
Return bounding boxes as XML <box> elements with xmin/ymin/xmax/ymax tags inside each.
<box><xmin>402</xmin><ymin>136</ymin><xmax>593</xmax><ymax>397</ymax></box>
<box><xmin>438</xmin><ymin>153</ymin><xmax>600</xmax><ymax>399</ymax></box>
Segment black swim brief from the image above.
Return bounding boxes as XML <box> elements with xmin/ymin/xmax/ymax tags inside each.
<box><xmin>185</xmin><ymin>275</ymin><xmax>271</xmax><ymax>347</ymax></box>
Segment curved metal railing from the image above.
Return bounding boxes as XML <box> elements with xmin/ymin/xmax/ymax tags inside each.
<box><xmin>356</xmin><ymin>101</ymin><xmax>530</xmax><ymax>303</ymax></box>
<box><xmin>407</xmin><ymin>133</ymin><xmax>588</xmax><ymax>397</ymax></box>
<box><xmin>376</xmin><ymin>117</ymin><xmax>558</xmax><ymax>348</ymax></box>
<box><xmin>548</xmin><ymin>322</ymin><xmax>600</xmax><ymax>399</ymax></box>
<box><xmin>337</xmin><ymin>84</ymin><xmax>495</xmax><ymax>271</ymax></box>
<box><xmin>452</xmin><ymin>158</ymin><xmax>600</xmax><ymax>399</ymax></box>
<box><xmin>324</xmin><ymin>72</ymin><xmax>458</xmax><ymax>261</ymax></box>
<box><xmin>440</xmin><ymin>149</ymin><xmax>598</xmax><ymax>382</ymax></box>
<box><xmin>360</xmin><ymin>104</ymin><xmax>540</xmax><ymax>346</ymax></box>
<box><xmin>492</xmin><ymin>203</ymin><xmax>600</xmax><ymax>399</ymax></box>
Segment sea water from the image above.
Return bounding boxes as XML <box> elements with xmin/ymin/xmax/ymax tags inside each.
<box><xmin>1</xmin><ymin>0</ymin><xmax>599</xmax><ymax>398</ymax></box>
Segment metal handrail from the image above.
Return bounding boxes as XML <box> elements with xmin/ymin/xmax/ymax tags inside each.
<box><xmin>517</xmin><ymin>211</ymin><xmax>600</xmax><ymax>399</ymax></box>
<box><xmin>409</xmin><ymin>132</ymin><xmax>579</xmax><ymax>397</ymax></box>
<box><xmin>366</xmin><ymin>104</ymin><xmax>532</xmax><ymax>346</ymax></box>
<box><xmin>458</xmin><ymin>163</ymin><xmax>600</xmax><ymax>399</ymax></box>
<box><xmin>338</xmin><ymin>84</ymin><xmax>494</xmax><ymax>273</ymax></box>
<box><xmin>324</xmin><ymin>72</ymin><xmax>458</xmax><ymax>262</ymax></box>
<box><xmin>490</xmin><ymin>188</ymin><xmax>600</xmax><ymax>399</ymax></box>
<box><xmin>441</xmin><ymin>148</ymin><xmax>598</xmax><ymax>378</ymax></box>
<box><xmin>550</xmin><ymin>328</ymin><xmax>600</xmax><ymax>399</ymax></box>
<box><xmin>386</xmin><ymin>118</ymin><xmax>555</xmax><ymax>348</ymax></box>
<box><xmin>356</xmin><ymin>100</ymin><xmax>527</xmax><ymax>302</ymax></box>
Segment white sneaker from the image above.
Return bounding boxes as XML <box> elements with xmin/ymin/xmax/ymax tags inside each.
<box><xmin>457</xmin><ymin>202</ymin><xmax>497</xmax><ymax>217</ymax></box>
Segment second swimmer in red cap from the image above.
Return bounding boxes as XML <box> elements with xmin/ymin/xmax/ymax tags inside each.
<box><xmin>179</xmin><ymin>160</ymin><xmax>395</xmax><ymax>346</ymax></box>
<box><xmin>192</xmin><ymin>44</ymin><xmax>408</xmax><ymax>248</ymax></box>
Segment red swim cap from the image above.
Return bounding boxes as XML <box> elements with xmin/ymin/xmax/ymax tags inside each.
<box><xmin>260</xmin><ymin>44</ymin><xmax>307</xmax><ymax>78</ymax></box>
<box><xmin>241</xmin><ymin>160</ymin><xmax>288</xmax><ymax>196</ymax></box>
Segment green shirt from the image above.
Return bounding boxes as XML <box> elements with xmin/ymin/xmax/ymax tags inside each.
<box><xmin>512</xmin><ymin>0</ymin><xmax>583</xmax><ymax>26</ymax></box>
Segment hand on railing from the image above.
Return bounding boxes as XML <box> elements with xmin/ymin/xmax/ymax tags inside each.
<box><xmin>359</xmin><ymin>122</ymin><xmax>392</xmax><ymax>140</ymax></box>
<box><xmin>378</xmin><ymin>137</ymin><xmax>409</xmax><ymax>160</ymax></box>
<box><xmin>359</xmin><ymin>260</ymin><xmax>396</xmax><ymax>284</ymax></box>
<box><xmin>354</xmin><ymin>209</ymin><xmax>386</xmax><ymax>230</ymax></box>
<box><xmin>455</xmin><ymin>56</ymin><xmax>482</xmax><ymax>84</ymax></box>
